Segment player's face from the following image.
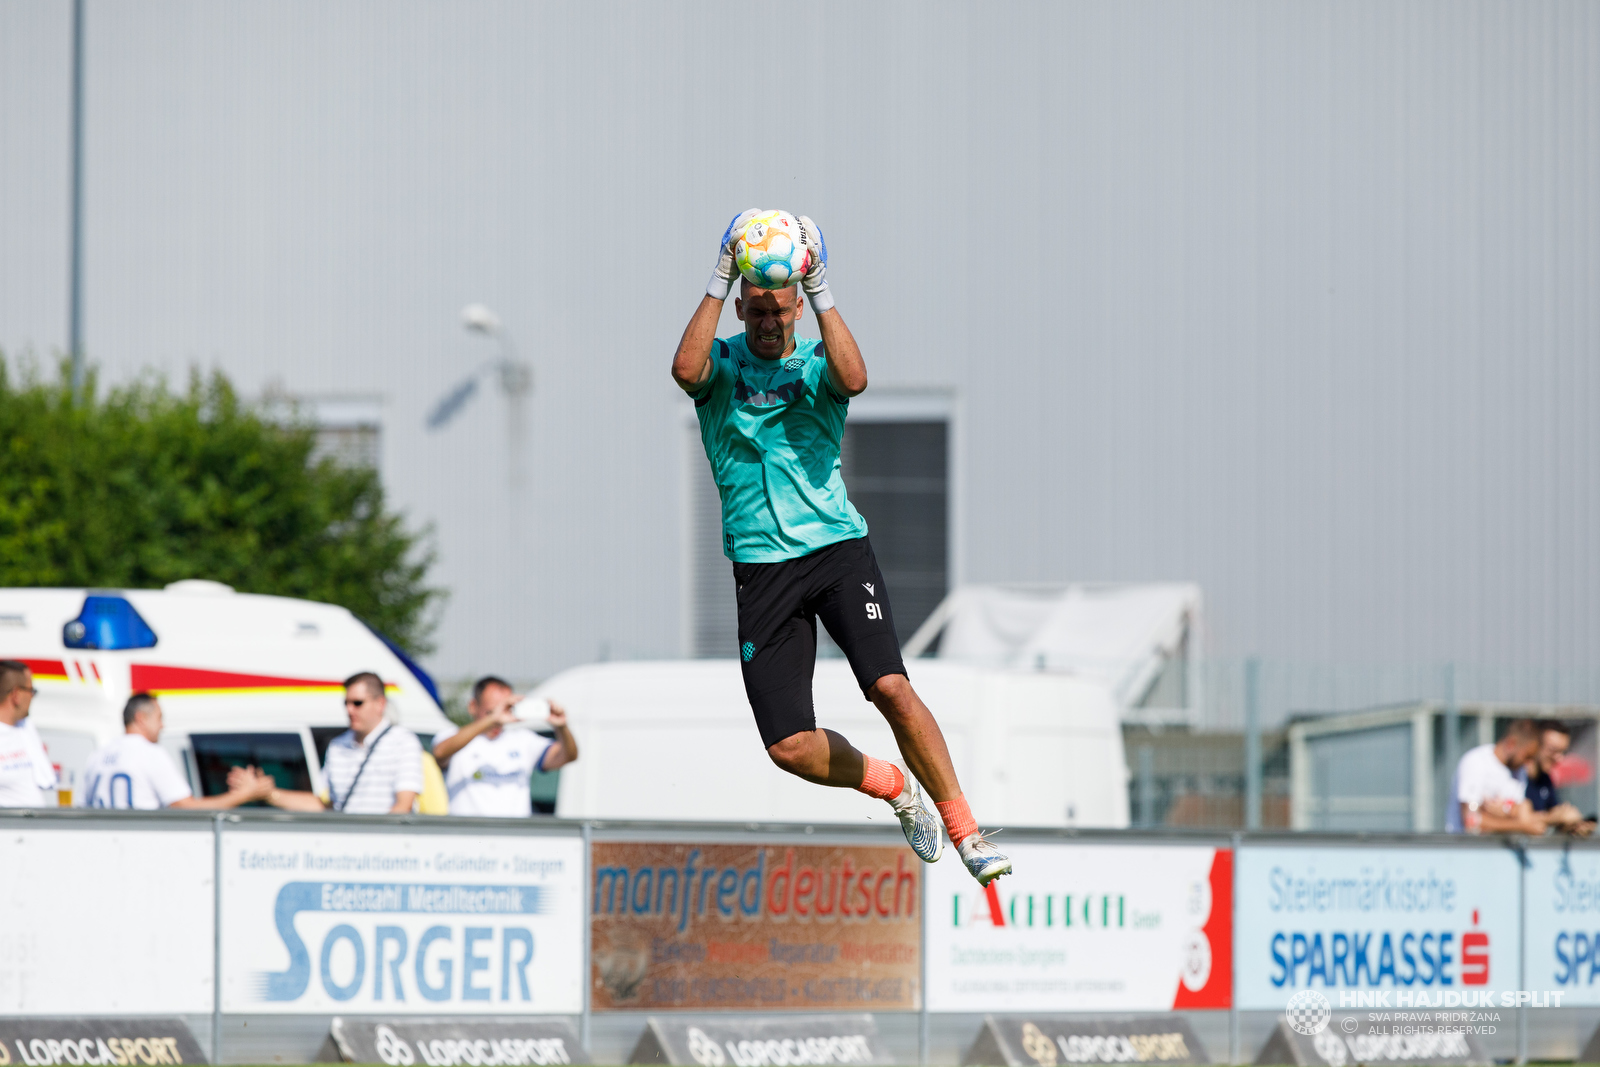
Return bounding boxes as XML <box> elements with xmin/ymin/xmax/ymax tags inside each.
<box><xmin>735</xmin><ymin>284</ymin><xmax>803</xmax><ymax>360</ymax></box>
<box><xmin>1539</xmin><ymin>730</ymin><xmax>1571</xmax><ymax>773</ymax></box>
<box><xmin>472</xmin><ymin>683</ymin><xmax>512</xmax><ymax>720</ymax></box>
<box><xmin>344</xmin><ymin>683</ymin><xmax>387</xmax><ymax>736</ymax></box>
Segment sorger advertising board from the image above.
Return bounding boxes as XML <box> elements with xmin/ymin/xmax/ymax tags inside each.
<box><xmin>924</xmin><ymin>844</ymin><xmax>1232</xmax><ymax>1012</ymax></box>
<box><xmin>221</xmin><ymin>831</ymin><xmax>583</xmax><ymax>1014</ymax></box>
<box><xmin>589</xmin><ymin>842</ymin><xmax>920</xmax><ymax>1012</ymax></box>
<box><xmin>1234</xmin><ymin>847</ymin><xmax>1520</xmax><ymax>1010</ymax></box>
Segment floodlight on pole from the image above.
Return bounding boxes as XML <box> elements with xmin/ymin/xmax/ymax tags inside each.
<box><xmin>425</xmin><ymin>303</ymin><xmax>533</xmax><ymax>434</ymax></box>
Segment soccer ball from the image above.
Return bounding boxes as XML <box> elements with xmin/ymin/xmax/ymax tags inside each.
<box><xmin>735</xmin><ymin>210</ymin><xmax>810</xmax><ymax>289</ymax></box>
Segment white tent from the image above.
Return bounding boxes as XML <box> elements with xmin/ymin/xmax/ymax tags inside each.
<box><xmin>903</xmin><ymin>582</ymin><xmax>1202</xmax><ymax>719</ymax></box>
<box><xmin>542</xmin><ymin>659</ymin><xmax>1129</xmax><ymax>829</ymax></box>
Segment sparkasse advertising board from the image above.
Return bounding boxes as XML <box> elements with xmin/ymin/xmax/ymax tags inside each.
<box><xmin>1525</xmin><ymin>848</ymin><xmax>1600</xmax><ymax>1002</ymax></box>
<box><xmin>1234</xmin><ymin>847</ymin><xmax>1519</xmax><ymax>1009</ymax></box>
<box><xmin>590</xmin><ymin>842</ymin><xmax>920</xmax><ymax>1012</ymax></box>
<box><xmin>925</xmin><ymin>844</ymin><xmax>1232</xmax><ymax>1012</ymax></box>
<box><xmin>221</xmin><ymin>831</ymin><xmax>582</xmax><ymax>1014</ymax></box>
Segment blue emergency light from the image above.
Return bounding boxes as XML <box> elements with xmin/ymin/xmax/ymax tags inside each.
<box><xmin>62</xmin><ymin>593</ymin><xmax>158</xmax><ymax>650</ymax></box>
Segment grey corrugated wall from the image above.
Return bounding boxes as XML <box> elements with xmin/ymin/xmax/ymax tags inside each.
<box><xmin>1</xmin><ymin>2</ymin><xmax>1596</xmax><ymax>726</ymax></box>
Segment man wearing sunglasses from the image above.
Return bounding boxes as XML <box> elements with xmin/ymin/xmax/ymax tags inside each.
<box><xmin>0</xmin><ymin>660</ymin><xmax>48</xmax><ymax>808</ymax></box>
<box><xmin>239</xmin><ymin>672</ymin><xmax>423</xmax><ymax>814</ymax></box>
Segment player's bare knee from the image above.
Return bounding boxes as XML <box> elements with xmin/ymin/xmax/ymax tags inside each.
<box><xmin>867</xmin><ymin>673</ymin><xmax>913</xmax><ymax>709</ymax></box>
<box><xmin>766</xmin><ymin>734</ymin><xmax>811</xmax><ymax>774</ymax></box>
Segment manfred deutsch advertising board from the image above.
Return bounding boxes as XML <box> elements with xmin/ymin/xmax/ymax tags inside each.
<box><xmin>221</xmin><ymin>832</ymin><xmax>583</xmax><ymax>1013</ymax></box>
<box><xmin>1234</xmin><ymin>847</ymin><xmax>1519</xmax><ymax>1010</ymax></box>
<box><xmin>590</xmin><ymin>842</ymin><xmax>920</xmax><ymax>1011</ymax></box>
<box><xmin>924</xmin><ymin>844</ymin><xmax>1232</xmax><ymax>1012</ymax></box>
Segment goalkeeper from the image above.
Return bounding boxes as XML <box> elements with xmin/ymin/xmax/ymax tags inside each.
<box><xmin>670</xmin><ymin>210</ymin><xmax>1010</xmax><ymax>885</ymax></box>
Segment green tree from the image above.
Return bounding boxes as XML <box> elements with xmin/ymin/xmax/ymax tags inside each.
<box><xmin>0</xmin><ymin>357</ymin><xmax>441</xmax><ymax>654</ymax></box>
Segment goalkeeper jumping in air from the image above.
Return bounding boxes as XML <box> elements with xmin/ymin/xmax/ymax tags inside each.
<box><xmin>671</xmin><ymin>209</ymin><xmax>1011</xmax><ymax>885</ymax></box>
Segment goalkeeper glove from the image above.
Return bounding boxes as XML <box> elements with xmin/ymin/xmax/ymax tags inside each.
<box><xmin>796</xmin><ymin>215</ymin><xmax>833</xmax><ymax>312</ymax></box>
<box><xmin>707</xmin><ymin>208</ymin><xmax>762</xmax><ymax>300</ymax></box>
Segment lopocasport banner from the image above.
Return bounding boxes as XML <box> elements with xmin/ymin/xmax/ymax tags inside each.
<box><xmin>0</xmin><ymin>1018</ymin><xmax>208</xmax><ymax>1067</ymax></box>
<box><xmin>327</xmin><ymin>1017</ymin><xmax>585</xmax><ymax>1065</ymax></box>
<box><xmin>925</xmin><ymin>844</ymin><xmax>1232</xmax><ymax>1012</ymax></box>
<box><xmin>220</xmin><ymin>832</ymin><xmax>583</xmax><ymax>1014</ymax></box>
<box><xmin>590</xmin><ymin>842</ymin><xmax>921</xmax><ymax>1012</ymax></box>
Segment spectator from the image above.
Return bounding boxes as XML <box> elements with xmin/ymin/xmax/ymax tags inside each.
<box><xmin>1521</xmin><ymin>720</ymin><xmax>1595</xmax><ymax>837</ymax></box>
<box><xmin>236</xmin><ymin>672</ymin><xmax>422</xmax><ymax>814</ymax></box>
<box><xmin>0</xmin><ymin>660</ymin><xmax>46</xmax><ymax>808</ymax></box>
<box><xmin>1448</xmin><ymin>718</ymin><xmax>1543</xmax><ymax>834</ymax></box>
<box><xmin>431</xmin><ymin>676</ymin><xmax>579</xmax><ymax>817</ymax></box>
<box><xmin>83</xmin><ymin>693</ymin><xmax>270</xmax><ymax>810</ymax></box>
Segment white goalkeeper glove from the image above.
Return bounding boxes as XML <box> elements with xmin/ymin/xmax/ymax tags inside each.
<box><xmin>796</xmin><ymin>214</ymin><xmax>833</xmax><ymax>313</ymax></box>
<box><xmin>707</xmin><ymin>208</ymin><xmax>762</xmax><ymax>300</ymax></box>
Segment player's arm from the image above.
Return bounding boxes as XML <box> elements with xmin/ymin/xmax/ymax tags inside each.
<box><xmin>538</xmin><ymin>701</ymin><xmax>579</xmax><ymax>771</ymax></box>
<box><xmin>672</xmin><ymin>296</ymin><xmax>724</xmax><ymax>392</ymax></box>
<box><xmin>432</xmin><ymin>704</ymin><xmax>517</xmax><ymax>767</ymax></box>
<box><xmin>673</xmin><ymin>209</ymin><xmax>760</xmax><ymax>392</ymax></box>
<box><xmin>795</xmin><ymin>216</ymin><xmax>867</xmax><ymax>397</ymax></box>
<box><xmin>170</xmin><ymin>770</ymin><xmax>274</xmax><ymax>810</ymax></box>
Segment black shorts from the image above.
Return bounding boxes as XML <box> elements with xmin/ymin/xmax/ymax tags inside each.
<box><xmin>732</xmin><ymin>536</ymin><xmax>908</xmax><ymax>748</ymax></box>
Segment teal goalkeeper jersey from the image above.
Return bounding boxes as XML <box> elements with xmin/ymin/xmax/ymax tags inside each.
<box><xmin>690</xmin><ymin>334</ymin><xmax>869</xmax><ymax>562</ymax></box>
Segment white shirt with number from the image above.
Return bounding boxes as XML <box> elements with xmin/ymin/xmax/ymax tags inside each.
<box><xmin>323</xmin><ymin>725</ymin><xmax>423</xmax><ymax>814</ymax></box>
<box><xmin>1447</xmin><ymin>742</ymin><xmax>1527</xmax><ymax>832</ymax></box>
<box><xmin>84</xmin><ymin>733</ymin><xmax>194</xmax><ymax>809</ymax></box>
<box><xmin>433</xmin><ymin>723</ymin><xmax>552</xmax><ymax>817</ymax></box>
<box><xmin>0</xmin><ymin>721</ymin><xmax>47</xmax><ymax>808</ymax></box>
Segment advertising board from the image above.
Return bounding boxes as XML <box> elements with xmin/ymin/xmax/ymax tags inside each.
<box><xmin>590</xmin><ymin>842</ymin><xmax>920</xmax><ymax>1012</ymax></box>
<box><xmin>925</xmin><ymin>844</ymin><xmax>1231</xmax><ymax>1012</ymax></box>
<box><xmin>220</xmin><ymin>831</ymin><xmax>582</xmax><ymax>1014</ymax></box>
<box><xmin>1234</xmin><ymin>847</ymin><xmax>1519</xmax><ymax>1010</ymax></box>
<box><xmin>1525</xmin><ymin>847</ymin><xmax>1600</xmax><ymax>1002</ymax></box>
<box><xmin>0</xmin><ymin>829</ymin><xmax>214</xmax><ymax>1015</ymax></box>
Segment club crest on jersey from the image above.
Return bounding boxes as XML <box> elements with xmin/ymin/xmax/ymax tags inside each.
<box><xmin>741</xmin><ymin>642</ymin><xmax>756</xmax><ymax>662</ymax></box>
<box><xmin>783</xmin><ymin>357</ymin><xmax>804</xmax><ymax>370</ymax></box>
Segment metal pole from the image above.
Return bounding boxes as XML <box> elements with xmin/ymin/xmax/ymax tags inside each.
<box><xmin>1245</xmin><ymin>658</ymin><xmax>1261</xmax><ymax>830</ymax></box>
<box><xmin>919</xmin><ymin>857</ymin><xmax>929</xmax><ymax>1066</ymax></box>
<box><xmin>1517</xmin><ymin>850</ymin><xmax>1527</xmax><ymax>1064</ymax></box>
<box><xmin>68</xmin><ymin>0</ymin><xmax>87</xmax><ymax>399</ymax></box>
<box><xmin>212</xmin><ymin>813</ymin><xmax>223</xmax><ymax>1066</ymax></box>
<box><xmin>1442</xmin><ymin>663</ymin><xmax>1459</xmax><ymax>832</ymax></box>
<box><xmin>580</xmin><ymin>820</ymin><xmax>592</xmax><ymax>1056</ymax></box>
<box><xmin>1229</xmin><ymin>831</ymin><xmax>1241</xmax><ymax>1066</ymax></box>
<box><xmin>1138</xmin><ymin>744</ymin><xmax>1155</xmax><ymax>828</ymax></box>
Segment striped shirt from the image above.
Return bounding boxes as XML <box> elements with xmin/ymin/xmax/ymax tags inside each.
<box><xmin>323</xmin><ymin>725</ymin><xmax>423</xmax><ymax>814</ymax></box>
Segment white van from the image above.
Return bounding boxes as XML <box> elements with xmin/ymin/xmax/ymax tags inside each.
<box><xmin>0</xmin><ymin>583</ymin><xmax>452</xmax><ymax>805</ymax></box>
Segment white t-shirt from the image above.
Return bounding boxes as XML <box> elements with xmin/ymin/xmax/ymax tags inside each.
<box><xmin>0</xmin><ymin>721</ymin><xmax>48</xmax><ymax>808</ymax></box>
<box><xmin>1448</xmin><ymin>742</ymin><xmax>1527</xmax><ymax>832</ymax></box>
<box><xmin>323</xmin><ymin>725</ymin><xmax>423</xmax><ymax>814</ymax></box>
<box><xmin>433</xmin><ymin>723</ymin><xmax>552</xmax><ymax>817</ymax></box>
<box><xmin>83</xmin><ymin>733</ymin><xmax>194</xmax><ymax>809</ymax></box>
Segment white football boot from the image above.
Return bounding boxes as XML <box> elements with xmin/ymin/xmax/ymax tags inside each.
<box><xmin>888</xmin><ymin>777</ymin><xmax>944</xmax><ymax>863</ymax></box>
<box><xmin>957</xmin><ymin>830</ymin><xmax>1013</xmax><ymax>886</ymax></box>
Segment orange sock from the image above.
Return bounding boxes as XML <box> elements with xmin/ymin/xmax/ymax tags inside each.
<box><xmin>936</xmin><ymin>794</ymin><xmax>979</xmax><ymax>846</ymax></box>
<box><xmin>857</xmin><ymin>756</ymin><xmax>905</xmax><ymax>801</ymax></box>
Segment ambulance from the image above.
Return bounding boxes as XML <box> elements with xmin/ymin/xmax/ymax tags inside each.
<box><xmin>0</xmin><ymin>582</ymin><xmax>452</xmax><ymax>805</ymax></box>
